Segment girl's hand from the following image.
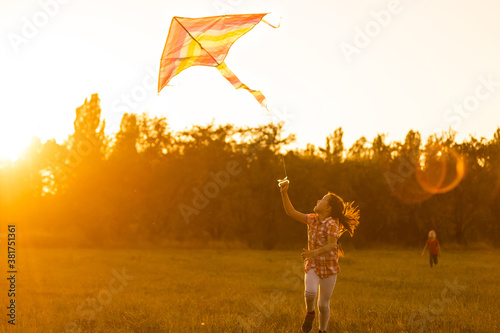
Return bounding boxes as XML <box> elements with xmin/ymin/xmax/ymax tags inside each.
<box><xmin>301</xmin><ymin>248</ymin><xmax>316</xmax><ymax>260</ymax></box>
<box><xmin>279</xmin><ymin>179</ymin><xmax>289</xmax><ymax>193</ymax></box>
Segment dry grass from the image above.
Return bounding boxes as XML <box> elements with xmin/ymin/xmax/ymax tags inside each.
<box><xmin>1</xmin><ymin>248</ymin><xmax>499</xmax><ymax>332</ymax></box>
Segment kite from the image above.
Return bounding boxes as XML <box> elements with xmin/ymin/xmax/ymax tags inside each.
<box><xmin>158</xmin><ymin>13</ymin><xmax>277</xmax><ymax>108</ymax></box>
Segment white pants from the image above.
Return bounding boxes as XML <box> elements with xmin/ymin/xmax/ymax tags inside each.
<box><xmin>304</xmin><ymin>269</ymin><xmax>337</xmax><ymax>331</ymax></box>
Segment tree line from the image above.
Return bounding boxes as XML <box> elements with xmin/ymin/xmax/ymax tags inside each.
<box><xmin>1</xmin><ymin>93</ymin><xmax>499</xmax><ymax>249</ymax></box>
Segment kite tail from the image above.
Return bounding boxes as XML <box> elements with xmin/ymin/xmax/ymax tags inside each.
<box><xmin>262</xmin><ymin>18</ymin><xmax>281</xmax><ymax>29</ymax></box>
<box><xmin>216</xmin><ymin>62</ymin><xmax>267</xmax><ymax>109</ymax></box>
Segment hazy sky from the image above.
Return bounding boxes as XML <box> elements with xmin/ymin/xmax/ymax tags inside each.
<box><xmin>1</xmin><ymin>0</ymin><xmax>500</xmax><ymax>160</ymax></box>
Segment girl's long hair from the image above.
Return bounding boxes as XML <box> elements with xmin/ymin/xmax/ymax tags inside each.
<box><xmin>326</xmin><ymin>192</ymin><xmax>360</xmax><ymax>255</ymax></box>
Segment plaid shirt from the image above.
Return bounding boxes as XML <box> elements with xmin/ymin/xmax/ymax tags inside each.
<box><xmin>305</xmin><ymin>213</ymin><xmax>340</xmax><ymax>278</ymax></box>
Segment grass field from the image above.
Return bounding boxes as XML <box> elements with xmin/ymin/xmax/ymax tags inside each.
<box><xmin>2</xmin><ymin>248</ymin><xmax>499</xmax><ymax>332</ymax></box>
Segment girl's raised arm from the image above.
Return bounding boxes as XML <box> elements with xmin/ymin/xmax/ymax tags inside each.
<box><xmin>279</xmin><ymin>181</ymin><xmax>308</xmax><ymax>224</ymax></box>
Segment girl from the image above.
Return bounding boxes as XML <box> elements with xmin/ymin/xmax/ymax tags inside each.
<box><xmin>421</xmin><ymin>230</ymin><xmax>440</xmax><ymax>268</ymax></box>
<box><xmin>279</xmin><ymin>180</ymin><xmax>360</xmax><ymax>333</ymax></box>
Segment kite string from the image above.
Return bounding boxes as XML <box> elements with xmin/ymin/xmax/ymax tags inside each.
<box><xmin>277</xmin><ymin>155</ymin><xmax>289</xmax><ymax>186</ymax></box>
<box><xmin>282</xmin><ymin>155</ymin><xmax>287</xmax><ymax>179</ymax></box>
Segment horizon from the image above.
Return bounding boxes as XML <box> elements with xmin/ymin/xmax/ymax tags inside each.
<box><xmin>2</xmin><ymin>100</ymin><xmax>500</xmax><ymax>164</ymax></box>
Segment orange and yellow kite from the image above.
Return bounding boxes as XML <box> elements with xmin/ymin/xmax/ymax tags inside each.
<box><xmin>158</xmin><ymin>13</ymin><xmax>277</xmax><ymax>107</ymax></box>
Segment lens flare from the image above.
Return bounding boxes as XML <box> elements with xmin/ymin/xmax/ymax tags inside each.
<box><xmin>384</xmin><ymin>145</ymin><xmax>467</xmax><ymax>204</ymax></box>
<box><xmin>383</xmin><ymin>156</ymin><xmax>434</xmax><ymax>204</ymax></box>
<box><xmin>415</xmin><ymin>146</ymin><xmax>466</xmax><ymax>194</ymax></box>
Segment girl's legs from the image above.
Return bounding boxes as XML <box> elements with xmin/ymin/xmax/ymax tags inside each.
<box><xmin>430</xmin><ymin>254</ymin><xmax>438</xmax><ymax>267</ymax></box>
<box><xmin>302</xmin><ymin>270</ymin><xmax>320</xmax><ymax>332</ymax></box>
<box><xmin>318</xmin><ymin>274</ymin><xmax>337</xmax><ymax>331</ymax></box>
<box><xmin>304</xmin><ymin>270</ymin><xmax>338</xmax><ymax>331</ymax></box>
<box><xmin>304</xmin><ymin>269</ymin><xmax>320</xmax><ymax>312</ymax></box>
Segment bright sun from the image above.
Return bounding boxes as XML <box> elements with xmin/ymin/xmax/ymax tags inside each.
<box><xmin>0</xmin><ymin>123</ymin><xmax>33</xmax><ymax>162</ymax></box>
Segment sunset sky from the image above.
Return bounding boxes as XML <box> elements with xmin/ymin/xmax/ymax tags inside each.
<box><xmin>1</xmin><ymin>0</ymin><xmax>500</xmax><ymax>161</ymax></box>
